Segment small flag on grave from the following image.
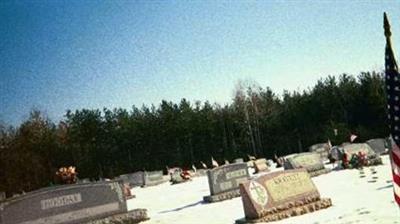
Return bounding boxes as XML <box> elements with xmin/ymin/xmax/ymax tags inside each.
<box><xmin>211</xmin><ymin>157</ymin><xmax>219</xmax><ymax>168</ymax></box>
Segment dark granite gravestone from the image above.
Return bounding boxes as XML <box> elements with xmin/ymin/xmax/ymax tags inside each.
<box><xmin>143</xmin><ymin>171</ymin><xmax>165</xmax><ymax>187</ymax></box>
<box><xmin>309</xmin><ymin>143</ymin><xmax>330</xmax><ymax>161</ymax></box>
<box><xmin>203</xmin><ymin>163</ymin><xmax>250</xmax><ymax>203</ymax></box>
<box><xmin>342</xmin><ymin>143</ymin><xmax>382</xmax><ymax>166</ymax></box>
<box><xmin>235</xmin><ymin>169</ymin><xmax>332</xmax><ymax>223</ymax></box>
<box><xmin>118</xmin><ymin>171</ymin><xmax>145</xmax><ymax>187</ymax></box>
<box><xmin>253</xmin><ymin>158</ymin><xmax>269</xmax><ymax>174</ymax></box>
<box><xmin>0</xmin><ymin>181</ymin><xmax>127</xmax><ymax>224</ymax></box>
<box><xmin>283</xmin><ymin>152</ymin><xmax>330</xmax><ymax>177</ymax></box>
<box><xmin>366</xmin><ymin>138</ymin><xmax>388</xmax><ymax>155</ymax></box>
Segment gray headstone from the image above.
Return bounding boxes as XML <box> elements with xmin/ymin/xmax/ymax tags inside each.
<box><xmin>366</xmin><ymin>138</ymin><xmax>388</xmax><ymax>155</ymax></box>
<box><xmin>342</xmin><ymin>143</ymin><xmax>382</xmax><ymax>165</ymax></box>
<box><xmin>343</xmin><ymin>143</ymin><xmax>376</xmax><ymax>156</ymax></box>
<box><xmin>206</xmin><ymin>163</ymin><xmax>250</xmax><ymax>196</ymax></box>
<box><xmin>170</xmin><ymin>170</ymin><xmax>184</xmax><ymax>184</ymax></box>
<box><xmin>309</xmin><ymin>143</ymin><xmax>330</xmax><ymax>161</ymax></box>
<box><xmin>143</xmin><ymin>171</ymin><xmax>164</xmax><ymax>187</ymax></box>
<box><xmin>284</xmin><ymin>152</ymin><xmax>328</xmax><ymax>176</ymax></box>
<box><xmin>118</xmin><ymin>171</ymin><xmax>144</xmax><ymax>187</ymax></box>
<box><xmin>0</xmin><ymin>181</ymin><xmax>127</xmax><ymax>224</ymax></box>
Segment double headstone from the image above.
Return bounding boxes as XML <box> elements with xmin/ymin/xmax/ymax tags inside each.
<box><xmin>283</xmin><ymin>152</ymin><xmax>330</xmax><ymax>177</ymax></box>
<box><xmin>0</xmin><ymin>181</ymin><xmax>129</xmax><ymax>224</ymax></box>
<box><xmin>235</xmin><ymin>169</ymin><xmax>332</xmax><ymax>223</ymax></box>
<box><xmin>203</xmin><ymin>163</ymin><xmax>250</xmax><ymax>203</ymax></box>
<box><xmin>343</xmin><ymin>143</ymin><xmax>382</xmax><ymax>166</ymax></box>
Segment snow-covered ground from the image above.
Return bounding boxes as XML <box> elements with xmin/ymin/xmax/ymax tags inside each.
<box><xmin>127</xmin><ymin>155</ymin><xmax>399</xmax><ymax>224</ymax></box>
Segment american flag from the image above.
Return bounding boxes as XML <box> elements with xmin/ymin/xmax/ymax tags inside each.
<box><xmin>384</xmin><ymin>12</ymin><xmax>400</xmax><ymax>206</ymax></box>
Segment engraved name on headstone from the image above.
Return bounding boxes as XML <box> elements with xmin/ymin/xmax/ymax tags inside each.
<box><xmin>0</xmin><ymin>181</ymin><xmax>127</xmax><ymax>224</ymax></box>
<box><xmin>236</xmin><ymin>169</ymin><xmax>332</xmax><ymax>223</ymax></box>
<box><xmin>203</xmin><ymin>163</ymin><xmax>250</xmax><ymax>203</ymax></box>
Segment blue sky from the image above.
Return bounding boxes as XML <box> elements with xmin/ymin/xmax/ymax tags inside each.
<box><xmin>1</xmin><ymin>1</ymin><xmax>400</xmax><ymax>126</ymax></box>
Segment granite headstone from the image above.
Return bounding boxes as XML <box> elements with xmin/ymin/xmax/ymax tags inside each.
<box><xmin>343</xmin><ymin>143</ymin><xmax>382</xmax><ymax>165</ymax></box>
<box><xmin>366</xmin><ymin>138</ymin><xmax>388</xmax><ymax>155</ymax></box>
<box><xmin>235</xmin><ymin>169</ymin><xmax>332</xmax><ymax>223</ymax></box>
<box><xmin>118</xmin><ymin>171</ymin><xmax>145</xmax><ymax>187</ymax></box>
<box><xmin>284</xmin><ymin>152</ymin><xmax>330</xmax><ymax>177</ymax></box>
<box><xmin>309</xmin><ymin>143</ymin><xmax>330</xmax><ymax>161</ymax></box>
<box><xmin>0</xmin><ymin>181</ymin><xmax>127</xmax><ymax>224</ymax></box>
<box><xmin>203</xmin><ymin>163</ymin><xmax>250</xmax><ymax>203</ymax></box>
<box><xmin>253</xmin><ymin>158</ymin><xmax>269</xmax><ymax>174</ymax></box>
<box><xmin>143</xmin><ymin>171</ymin><xmax>165</xmax><ymax>187</ymax></box>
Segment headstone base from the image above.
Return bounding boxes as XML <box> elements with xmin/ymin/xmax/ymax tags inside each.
<box><xmin>203</xmin><ymin>189</ymin><xmax>241</xmax><ymax>203</ymax></box>
<box><xmin>235</xmin><ymin>198</ymin><xmax>332</xmax><ymax>224</ymax></box>
<box><xmin>309</xmin><ymin>168</ymin><xmax>331</xmax><ymax>177</ymax></box>
<box><xmin>86</xmin><ymin>209</ymin><xmax>149</xmax><ymax>224</ymax></box>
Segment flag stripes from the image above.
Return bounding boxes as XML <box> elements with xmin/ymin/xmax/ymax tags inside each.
<box><xmin>384</xmin><ymin>12</ymin><xmax>400</xmax><ymax>207</ymax></box>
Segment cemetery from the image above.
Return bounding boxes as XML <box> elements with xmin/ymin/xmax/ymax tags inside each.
<box><xmin>1</xmin><ymin>152</ymin><xmax>397</xmax><ymax>223</ymax></box>
<box><xmin>1</xmin><ymin>1</ymin><xmax>400</xmax><ymax>224</ymax></box>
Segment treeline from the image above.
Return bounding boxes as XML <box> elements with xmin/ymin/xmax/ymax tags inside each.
<box><xmin>0</xmin><ymin>71</ymin><xmax>388</xmax><ymax>195</ymax></box>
